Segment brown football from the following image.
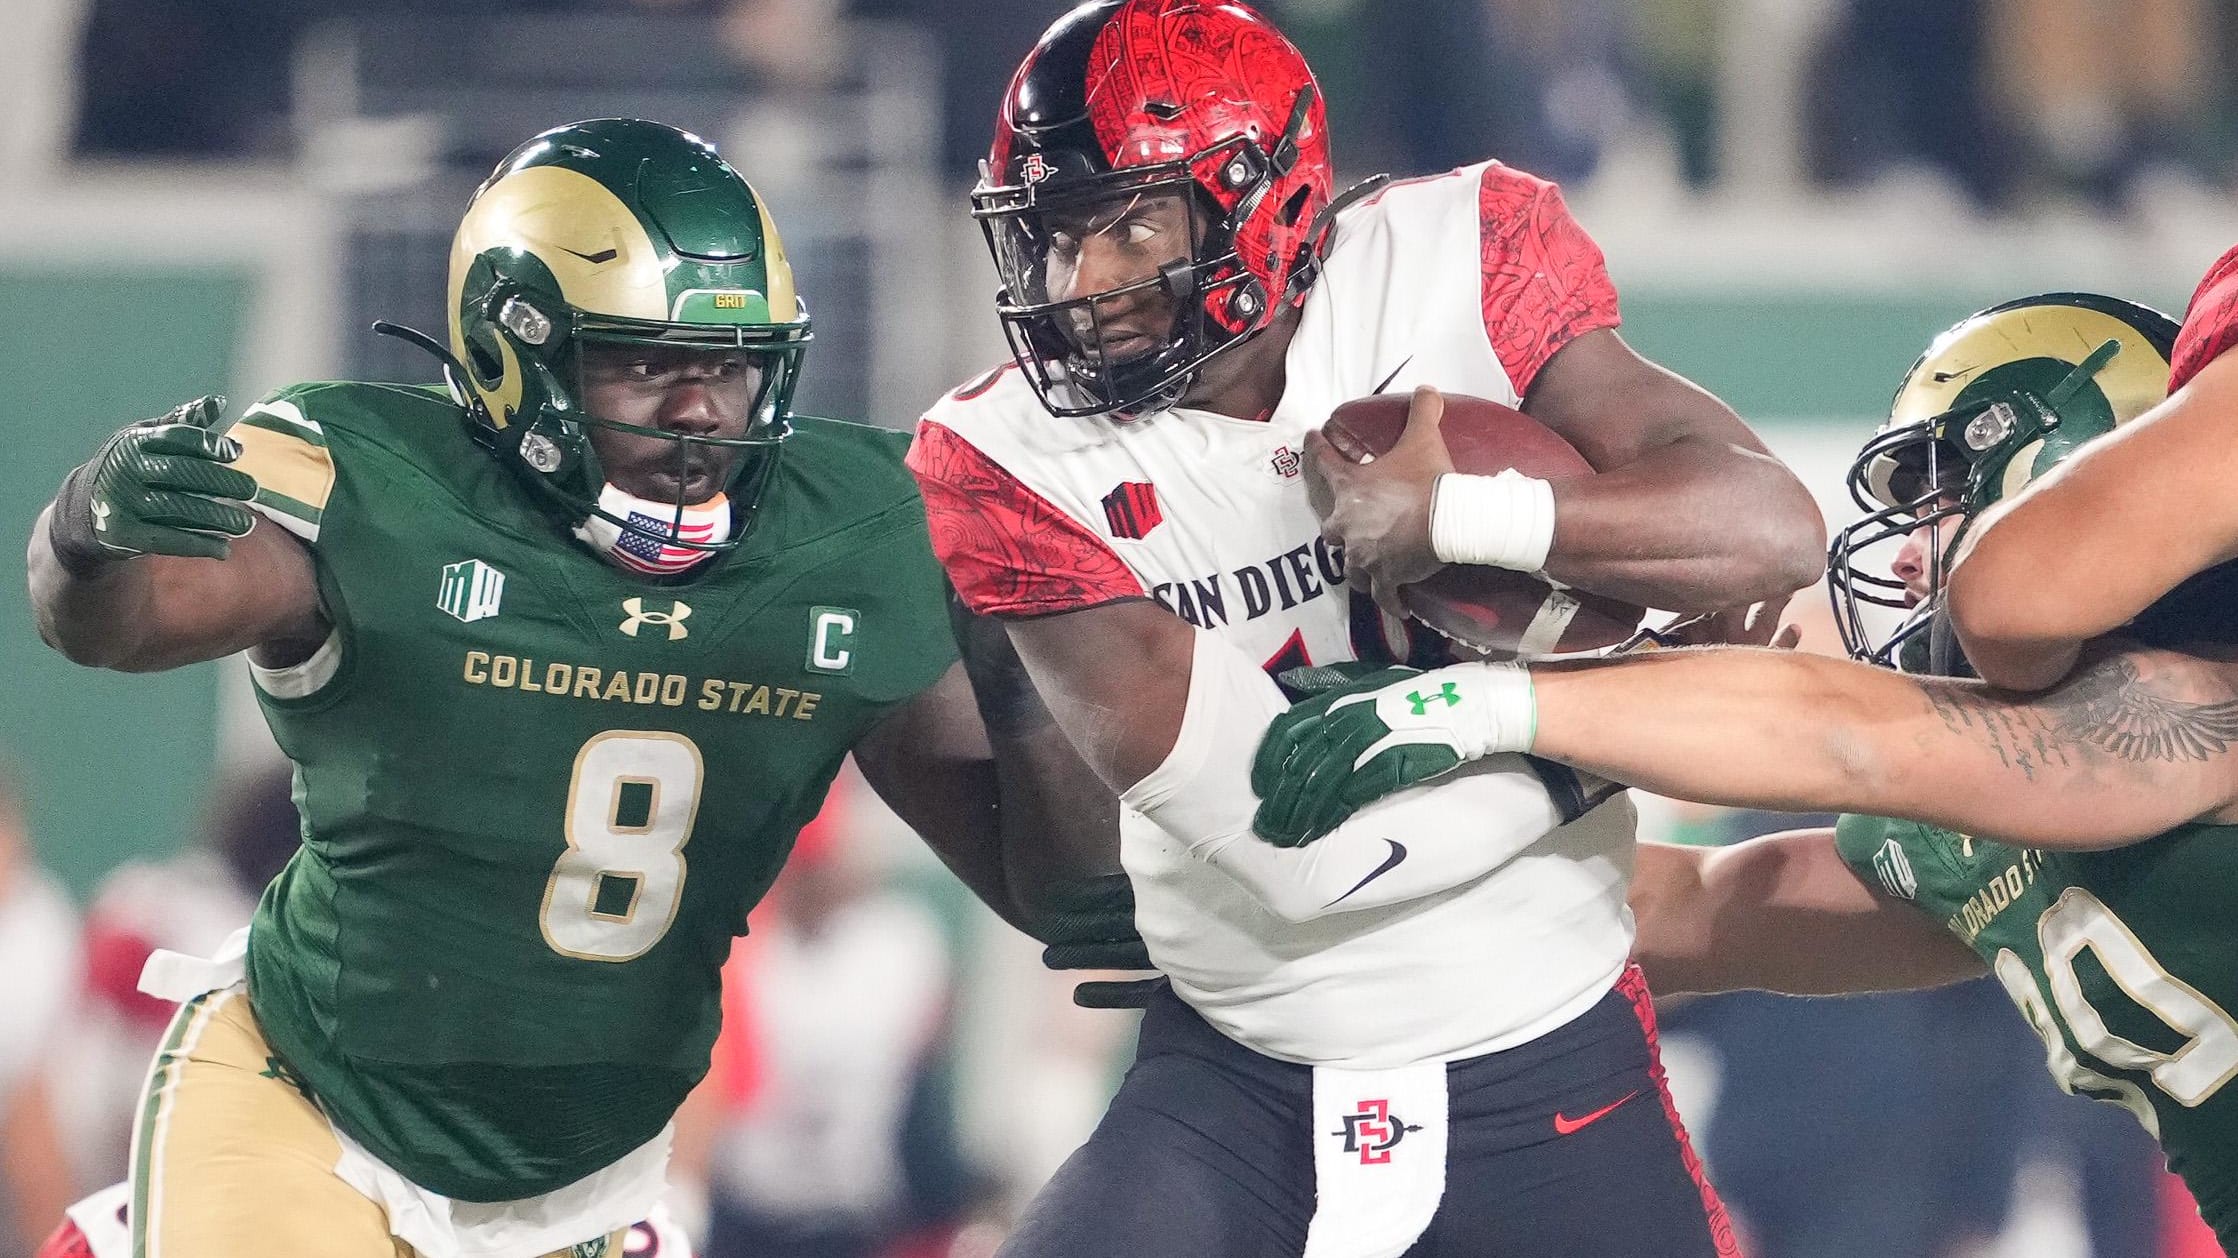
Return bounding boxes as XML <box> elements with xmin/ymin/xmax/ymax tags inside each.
<box><xmin>1320</xmin><ymin>392</ymin><xmax>1648</xmax><ymax>655</ymax></box>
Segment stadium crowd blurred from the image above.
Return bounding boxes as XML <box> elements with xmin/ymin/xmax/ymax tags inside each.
<box><xmin>69</xmin><ymin>0</ymin><xmax>2238</xmax><ymax>211</ymax></box>
<box><xmin>5</xmin><ymin>1</ymin><xmax>2236</xmax><ymax>1256</ymax></box>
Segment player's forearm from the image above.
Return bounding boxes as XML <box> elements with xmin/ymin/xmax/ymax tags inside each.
<box><xmin>1528</xmin><ymin>649</ymin><xmax>1903</xmax><ymax>819</ymax></box>
<box><xmin>1530</xmin><ymin>647</ymin><xmax>2238</xmax><ymax>847</ymax></box>
<box><xmin>1543</xmin><ymin>436</ymin><xmax>1823</xmax><ymax>612</ymax></box>
<box><xmin>31</xmin><ymin>504</ymin><xmax>324</xmax><ymax>673</ymax></box>
<box><xmin>28</xmin><ymin>503</ymin><xmax>172</xmax><ymax>670</ymax></box>
<box><xmin>1203</xmin><ymin>754</ymin><xmax>1572</xmax><ymax>922</ymax></box>
<box><xmin>988</xmin><ymin>732</ymin><xmax>1123</xmax><ymax>932</ymax></box>
<box><xmin>1632</xmin><ymin>837</ymin><xmax>1984</xmax><ymax>996</ymax></box>
<box><xmin>947</xmin><ymin>604</ymin><xmax>1124</xmax><ymax>927</ymax></box>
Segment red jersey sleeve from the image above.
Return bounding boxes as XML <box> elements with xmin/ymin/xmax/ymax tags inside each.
<box><xmin>1478</xmin><ymin>165</ymin><xmax>1622</xmax><ymax>397</ymax></box>
<box><xmin>906</xmin><ymin>420</ymin><xmax>1146</xmax><ymax>617</ymax></box>
<box><xmin>2172</xmin><ymin>243</ymin><xmax>2238</xmax><ymax>393</ymax></box>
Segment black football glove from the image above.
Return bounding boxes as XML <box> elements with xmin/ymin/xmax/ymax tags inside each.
<box><xmin>1035</xmin><ymin>874</ymin><xmax>1163</xmax><ymax>1010</ymax></box>
<box><xmin>49</xmin><ymin>396</ymin><xmax>257</xmax><ymax>574</ymax></box>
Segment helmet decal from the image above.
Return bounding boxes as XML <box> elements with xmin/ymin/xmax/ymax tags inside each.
<box><xmin>450</xmin><ymin>166</ymin><xmax>673</xmax><ymax>340</ymax></box>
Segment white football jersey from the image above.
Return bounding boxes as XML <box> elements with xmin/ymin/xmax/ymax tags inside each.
<box><xmin>913</xmin><ymin>161</ymin><xmax>1637</xmax><ymax>1066</ymax></box>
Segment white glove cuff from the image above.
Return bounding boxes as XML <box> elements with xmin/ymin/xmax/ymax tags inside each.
<box><xmin>1429</xmin><ymin>470</ymin><xmax>1556</xmax><ymax>571</ymax></box>
<box><xmin>1362</xmin><ymin>661</ymin><xmax>1539</xmax><ymax>759</ymax></box>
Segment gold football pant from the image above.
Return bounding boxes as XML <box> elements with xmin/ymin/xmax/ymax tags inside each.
<box><xmin>128</xmin><ymin>987</ymin><xmax>625</xmax><ymax>1258</ymax></box>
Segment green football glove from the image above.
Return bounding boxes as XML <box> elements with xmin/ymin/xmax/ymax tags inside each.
<box><xmin>1034</xmin><ymin>874</ymin><xmax>1164</xmax><ymax>1010</ymax></box>
<box><xmin>48</xmin><ymin>396</ymin><xmax>259</xmax><ymax>573</ymax></box>
<box><xmin>1250</xmin><ymin>661</ymin><xmax>1538</xmax><ymax>847</ymax></box>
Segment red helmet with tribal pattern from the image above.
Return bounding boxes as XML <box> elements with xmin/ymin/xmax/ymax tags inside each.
<box><xmin>973</xmin><ymin>0</ymin><xmax>1335</xmax><ymax>417</ymax></box>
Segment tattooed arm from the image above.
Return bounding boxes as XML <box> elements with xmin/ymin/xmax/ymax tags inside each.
<box><xmin>1518</xmin><ymin>642</ymin><xmax>2238</xmax><ymax>849</ymax></box>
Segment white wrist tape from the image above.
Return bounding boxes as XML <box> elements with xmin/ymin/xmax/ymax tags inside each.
<box><xmin>1429</xmin><ymin>470</ymin><xmax>1556</xmax><ymax>571</ymax></box>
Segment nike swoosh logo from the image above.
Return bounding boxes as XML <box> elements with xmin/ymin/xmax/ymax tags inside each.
<box><xmin>561</xmin><ymin>246</ymin><xmax>619</xmax><ymax>264</ymax></box>
<box><xmin>1327</xmin><ymin>839</ymin><xmax>1408</xmax><ymax>907</ymax></box>
<box><xmin>1553</xmin><ymin>1090</ymin><xmax>1639</xmax><ymax>1135</ymax></box>
<box><xmin>1370</xmin><ymin>355</ymin><xmax>1415</xmax><ymax>395</ymax></box>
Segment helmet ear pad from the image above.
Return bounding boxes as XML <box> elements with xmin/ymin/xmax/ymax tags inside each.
<box><xmin>447</xmin><ymin>247</ymin><xmax>612</xmax><ymax>507</ymax></box>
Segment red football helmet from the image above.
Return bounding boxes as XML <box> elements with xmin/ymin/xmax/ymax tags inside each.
<box><xmin>974</xmin><ymin>0</ymin><xmax>1337</xmax><ymax>417</ymax></box>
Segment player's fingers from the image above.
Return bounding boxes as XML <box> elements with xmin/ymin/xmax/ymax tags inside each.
<box><xmin>1312</xmin><ymin>423</ymin><xmax>1373</xmax><ymax>467</ymax></box>
<box><xmin>1753</xmin><ymin>591</ymin><xmax>1793</xmax><ymax>632</ymax></box>
<box><xmin>141</xmin><ymin>423</ymin><xmax>245</xmax><ymax>466</ymax></box>
<box><xmin>1372</xmin><ymin>577</ymin><xmax>1408</xmax><ymax>622</ymax></box>
<box><xmin>1251</xmin><ymin>711</ymin><xmax>1315</xmax><ymax>799</ymax></box>
<box><xmin>1255</xmin><ymin>725</ymin><xmax>1349</xmax><ymax>844</ymax></box>
<box><xmin>168</xmin><ymin>394</ymin><xmax>231</xmax><ymax>431</ymax></box>
<box><xmin>1044</xmin><ymin>938</ymin><xmax>1151</xmax><ymax>971</ymax></box>
<box><xmin>1281</xmin><ymin>721</ymin><xmax>1386</xmax><ymax>843</ymax></box>
<box><xmin>1293</xmin><ymin>796</ymin><xmax>1358</xmax><ymax>846</ymax></box>
<box><xmin>139</xmin><ymin>453</ymin><xmax>259</xmax><ymax>503</ymax></box>
<box><xmin>137</xmin><ymin>492</ymin><xmax>255</xmax><ymax>540</ymax></box>
<box><xmin>1328</xmin><ymin>747</ymin><xmax>1457</xmax><ymax>835</ymax></box>
<box><xmin>1400</xmin><ymin>385</ymin><xmax>1445</xmax><ymax>438</ymax></box>
<box><xmin>1073</xmin><ymin>976</ymin><xmax>1166</xmax><ymax>1010</ymax></box>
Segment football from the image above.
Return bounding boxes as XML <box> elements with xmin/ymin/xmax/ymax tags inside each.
<box><xmin>1319</xmin><ymin>392</ymin><xmax>1648</xmax><ymax>655</ymax></box>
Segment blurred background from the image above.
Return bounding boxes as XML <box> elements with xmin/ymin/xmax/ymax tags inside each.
<box><xmin>2</xmin><ymin>0</ymin><xmax>2235</xmax><ymax>1254</ymax></box>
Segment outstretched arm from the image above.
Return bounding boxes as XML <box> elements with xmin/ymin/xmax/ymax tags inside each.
<box><xmin>1520</xmin><ymin>645</ymin><xmax>2238</xmax><ymax>845</ymax></box>
<box><xmin>1948</xmin><ymin>350</ymin><xmax>2238</xmax><ymax>690</ymax></box>
<box><xmin>1632</xmin><ymin>832</ymin><xmax>1984</xmax><ymax>996</ymax></box>
<box><xmin>1254</xmin><ymin>643</ymin><xmax>2238</xmax><ymax>849</ymax></box>
<box><xmin>28</xmin><ymin>398</ymin><xmax>326</xmax><ymax>672</ymax></box>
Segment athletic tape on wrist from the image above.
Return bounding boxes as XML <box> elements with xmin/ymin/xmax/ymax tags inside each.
<box><xmin>1429</xmin><ymin>470</ymin><xmax>1556</xmax><ymax>571</ymax></box>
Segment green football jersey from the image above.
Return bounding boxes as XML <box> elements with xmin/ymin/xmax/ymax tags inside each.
<box><xmin>226</xmin><ymin>381</ymin><xmax>958</xmax><ymax>1202</ymax></box>
<box><xmin>1835</xmin><ymin>813</ymin><xmax>2238</xmax><ymax>1245</ymax></box>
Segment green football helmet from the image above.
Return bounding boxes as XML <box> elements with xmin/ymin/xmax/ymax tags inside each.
<box><xmin>1828</xmin><ymin>292</ymin><xmax>2177</xmax><ymax>668</ymax></box>
<box><xmin>384</xmin><ymin>118</ymin><xmax>811</xmax><ymax>561</ymax></box>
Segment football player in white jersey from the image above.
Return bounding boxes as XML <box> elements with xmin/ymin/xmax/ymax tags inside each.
<box><xmin>907</xmin><ymin>2</ymin><xmax>1821</xmax><ymax>1254</ymax></box>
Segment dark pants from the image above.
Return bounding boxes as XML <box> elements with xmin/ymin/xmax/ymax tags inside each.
<box><xmin>1000</xmin><ymin>968</ymin><xmax>1735</xmax><ymax>1258</ymax></box>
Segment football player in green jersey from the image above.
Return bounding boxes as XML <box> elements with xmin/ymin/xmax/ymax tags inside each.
<box><xmin>1249</xmin><ymin>293</ymin><xmax>2238</xmax><ymax>1250</ymax></box>
<box><xmin>25</xmin><ymin>119</ymin><xmax>1046</xmax><ymax>1258</ymax></box>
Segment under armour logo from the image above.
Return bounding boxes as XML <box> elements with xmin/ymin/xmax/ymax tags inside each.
<box><xmin>1407</xmin><ymin>682</ymin><xmax>1460</xmax><ymax>716</ymax></box>
<box><xmin>619</xmin><ymin>597</ymin><xmax>692</xmax><ymax>640</ymax></box>
<box><xmin>1331</xmin><ymin>1098</ymin><xmax>1422</xmax><ymax>1165</ymax></box>
<box><xmin>91</xmin><ymin>498</ymin><xmax>112</xmax><ymax>532</ymax></box>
